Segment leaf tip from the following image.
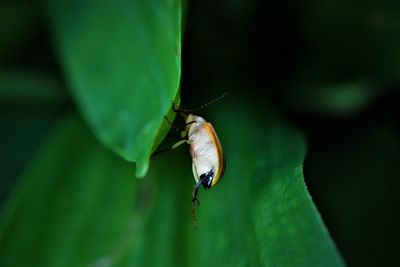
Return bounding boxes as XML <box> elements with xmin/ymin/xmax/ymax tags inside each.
<box><xmin>135</xmin><ymin>159</ymin><xmax>150</xmax><ymax>178</ymax></box>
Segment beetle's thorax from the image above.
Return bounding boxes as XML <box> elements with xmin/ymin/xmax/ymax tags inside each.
<box><xmin>185</xmin><ymin>114</ymin><xmax>205</xmax><ymax>135</ymax></box>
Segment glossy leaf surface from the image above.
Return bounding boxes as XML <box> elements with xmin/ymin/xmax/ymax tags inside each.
<box><xmin>47</xmin><ymin>0</ymin><xmax>182</xmax><ymax>177</ymax></box>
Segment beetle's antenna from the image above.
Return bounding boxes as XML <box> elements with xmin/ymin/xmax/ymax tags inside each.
<box><xmin>188</xmin><ymin>91</ymin><xmax>228</xmax><ymax>112</ymax></box>
<box><xmin>175</xmin><ymin>92</ymin><xmax>228</xmax><ymax>114</ymax></box>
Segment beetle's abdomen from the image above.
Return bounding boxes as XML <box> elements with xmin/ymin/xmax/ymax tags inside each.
<box><xmin>189</xmin><ymin>128</ymin><xmax>218</xmax><ymax>179</ymax></box>
<box><xmin>186</xmin><ymin>114</ymin><xmax>224</xmax><ymax>188</ymax></box>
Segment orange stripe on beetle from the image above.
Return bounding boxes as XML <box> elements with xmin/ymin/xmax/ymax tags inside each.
<box><xmin>203</xmin><ymin>122</ymin><xmax>225</xmax><ymax>187</ymax></box>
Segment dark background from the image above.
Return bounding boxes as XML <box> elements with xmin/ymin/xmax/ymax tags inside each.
<box><xmin>182</xmin><ymin>1</ymin><xmax>400</xmax><ymax>266</ymax></box>
<box><xmin>1</xmin><ymin>1</ymin><xmax>400</xmax><ymax>266</ymax></box>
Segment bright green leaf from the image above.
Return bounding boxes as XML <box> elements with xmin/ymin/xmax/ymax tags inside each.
<box><xmin>46</xmin><ymin>0</ymin><xmax>182</xmax><ymax>177</ymax></box>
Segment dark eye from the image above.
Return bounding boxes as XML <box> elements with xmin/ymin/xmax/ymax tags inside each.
<box><xmin>200</xmin><ymin>170</ymin><xmax>214</xmax><ymax>190</ymax></box>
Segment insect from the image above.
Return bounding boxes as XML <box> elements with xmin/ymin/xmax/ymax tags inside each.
<box><xmin>156</xmin><ymin>94</ymin><xmax>226</xmax><ymax>227</ymax></box>
<box><xmin>182</xmin><ymin>112</ymin><xmax>226</xmax><ymax>227</ymax></box>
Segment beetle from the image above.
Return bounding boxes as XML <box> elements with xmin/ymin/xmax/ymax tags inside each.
<box><xmin>184</xmin><ymin>113</ymin><xmax>226</xmax><ymax>206</ymax></box>
<box><xmin>175</xmin><ymin>110</ymin><xmax>226</xmax><ymax>227</ymax></box>
<box><xmin>157</xmin><ymin>95</ymin><xmax>226</xmax><ymax>227</ymax></box>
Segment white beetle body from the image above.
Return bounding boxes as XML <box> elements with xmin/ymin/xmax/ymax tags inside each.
<box><xmin>163</xmin><ymin>101</ymin><xmax>226</xmax><ymax>228</ymax></box>
<box><xmin>185</xmin><ymin>114</ymin><xmax>225</xmax><ymax>190</ymax></box>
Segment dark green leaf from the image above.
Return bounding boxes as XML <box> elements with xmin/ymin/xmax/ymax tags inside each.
<box><xmin>0</xmin><ymin>70</ymin><xmax>67</xmax><ymax>209</ymax></box>
<box><xmin>0</xmin><ymin>116</ymin><xmax>136</xmax><ymax>267</ymax></box>
<box><xmin>285</xmin><ymin>81</ymin><xmax>379</xmax><ymax>115</ymax></box>
<box><xmin>0</xmin><ymin>70</ymin><xmax>67</xmax><ymax>106</ymax></box>
<box><xmin>46</xmin><ymin>0</ymin><xmax>182</xmax><ymax>177</ymax></box>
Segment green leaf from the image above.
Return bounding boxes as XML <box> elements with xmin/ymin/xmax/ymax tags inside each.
<box><xmin>118</xmin><ymin>102</ymin><xmax>346</xmax><ymax>267</ymax></box>
<box><xmin>0</xmin><ymin>103</ymin><xmax>344</xmax><ymax>267</ymax></box>
<box><xmin>46</xmin><ymin>0</ymin><xmax>182</xmax><ymax>177</ymax></box>
<box><xmin>0</xmin><ymin>116</ymin><xmax>137</xmax><ymax>267</ymax></box>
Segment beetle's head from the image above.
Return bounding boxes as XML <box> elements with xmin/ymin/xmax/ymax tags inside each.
<box><xmin>200</xmin><ymin>170</ymin><xmax>214</xmax><ymax>190</ymax></box>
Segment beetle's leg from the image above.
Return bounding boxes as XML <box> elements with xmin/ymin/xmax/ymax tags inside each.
<box><xmin>163</xmin><ymin>116</ymin><xmax>181</xmax><ymax>132</ymax></box>
<box><xmin>152</xmin><ymin>119</ymin><xmax>194</xmax><ymax>157</ymax></box>
<box><xmin>166</xmin><ymin>132</ymin><xmax>181</xmax><ymax>138</ymax></box>
<box><xmin>192</xmin><ymin>181</ymin><xmax>202</xmax><ymax>207</ymax></box>
<box><xmin>164</xmin><ymin>116</ymin><xmax>195</xmax><ymax>134</ymax></box>
<box><xmin>191</xmin><ymin>181</ymin><xmax>203</xmax><ymax>229</ymax></box>
<box><xmin>185</xmin><ymin>120</ymin><xmax>196</xmax><ymax>126</ymax></box>
<box><xmin>172</xmin><ymin>139</ymin><xmax>188</xmax><ymax>149</ymax></box>
<box><xmin>172</xmin><ymin>102</ymin><xmax>188</xmax><ymax>114</ymax></box>
<box><xmin>151</xmin><ymin>139</ymin><xmax>188</xmax><ymax>157</ymax></box>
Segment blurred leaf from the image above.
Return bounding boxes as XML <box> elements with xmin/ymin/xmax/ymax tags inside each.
<box><xmin>0</xmin><ymin>1</ymin><xmax>40</xmax><ymax>63</ymax></box>
<box><xmin>286</xmin><ymin>81</ymin><xmax>379</xmax><ymax>115</ymax></box>
<box><xmin>0</xmin><ymin>102</ymin><xmax>344</xmax><ymax>267</ymax></box>
<box><xmin>0</xmin><ymin>70</ymin><xmax>68</xmax><ymax>106</ymax></box>
<box><xmin>46</xmin><ymin>0</ymin><xmax>182</xmax><ymax>177</ymax></box>
<box><xmin>0</xmin><ymin>110</ymin><xmax>62</xmax><ymax>209</ymax></box>
<box><xmin>0</xmin><ymin>116</ymin><xmax>137</xmax><ymax>267</ymax></box>
<box><xmin>301</xmin><ymin>0</ymin><xmax>400</xmax><ymax>81</ymax></box>
<box><xmin>0</xmin><ymin>70</ymin><xmax>67</xmax><ymax>209</ymax></box>
<box><xmin>305</xmin><ymin>116</ymin><xmax>400</xmax><ymax>266</ymax></box>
